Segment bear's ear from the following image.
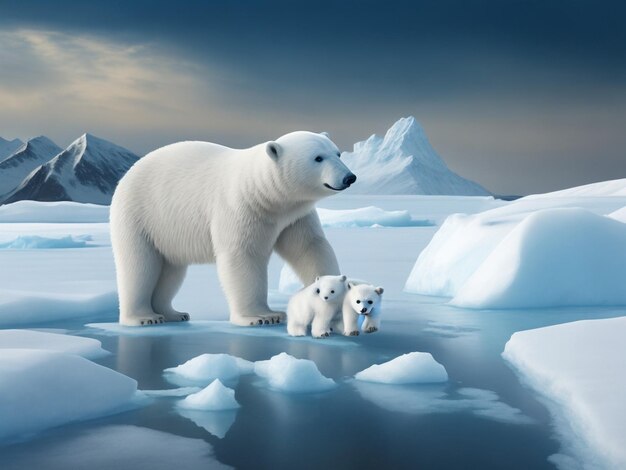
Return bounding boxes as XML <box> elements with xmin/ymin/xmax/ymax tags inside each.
<box><xmin>348</xmin><ymin>281</ymin><xmax>354</xmax><ymax>289</ymax></box>
<box><xmin>315</xmin><ymin>276</ymin><xmax>320</xmax><ymax>282</ymax></box>
<box><xmin>266</xmin><ymin>141</ymin><xmax>282</xmax><ymax>160</ymax></box>
<box><xmin>375</xmin><ymin>286</ymin><xmax>384</xmax><ymax>295</ymax></box>
<box><xmin>340</xmin><ymin>275</ymin><xmax>347</xmax><ymax>282</ymax></box>
<box><xmin>320</xmin><ymin>131</ymin><xmax>330</xmax><ymax>139</ymax></box>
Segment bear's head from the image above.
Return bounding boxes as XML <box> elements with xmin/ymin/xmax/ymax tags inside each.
<box><xmin>265</xmin><ymin>131</ymin><xmax>356</xmax><ymax>201</ymax></box>
<box><xmin>346</xmin><ymin>282</ymin><xmax>384</xmax><ymax>315</ymax></box>
<box><xmin>313</xmin><ymin>275</ymin><xmax>348</xmax><ymax>303</ymax></box>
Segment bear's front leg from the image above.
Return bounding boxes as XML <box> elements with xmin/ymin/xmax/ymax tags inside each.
<box><xmin>216</xmin><ymin>251</ymin><xmax>285</xmax><ymax>326</ymax></box>
<box><xmin>342</xmin><ymin>306</ymin><xmax>360</xmax><ymax>336</ymax></box>
<box><xmin>362</xmin><ymin>313</ymin><xmax>380</xmax><ymax>334</ymax></box>
<box><xmin>311</xmin><ymin>309</ymin><xmax>335</xmax><ymax>338</ymax></box>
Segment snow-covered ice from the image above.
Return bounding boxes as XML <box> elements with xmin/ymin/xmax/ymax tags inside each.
<box><xmin>0</xmin><ymin>329</ymin><xmax>108</xmax><ymax>359</ymax></box>
<box><xmin>354</xmin><ymin>352</ymin><xmax>448</xmax><ymax>384</ymax></box>
<box><xmin>164</xmin><ymin>353</ymin><xmax>254</xmax><ymax>385</ymax></box>
<box><xmin>0</xmin><ymin>349</ymin><xmax>137</xmax><ymax>442</ymax></box>
<box><xmin>406</xmin><ymin>181</ymin><xmax>626</xmax><ymax>308</ymax></box>
<box><xmin>0</xmin><ymin>200</ymin><xmax>110</xmax><ymax>223</ymax></box>
<box><xmin>317</xmin><ymin>206</ymin><xmax>431</xmax><ymax>228</ymax></box>
<box><xmin>609</xmin><ymin>205</ymin><xmax>626</xmax><ymax>223</ymax></box>
<box><xmin>254</xmin><ymin>352</ymin><xmax>336</xmax><ymax>393</ymax></box>
<box><xmin>178</xmin><ymin>379</ymin><xmax>240</xmax><ymax>411</ymax></box>
<box><xmin>0</xmin><ymin>235</ymin><xmax>93</xmax><ymax>249</ymax></box>
<box><xmin>503</xmin><ymin>317</ymin><xmax>626</xmax><ymax>469</ymax></box>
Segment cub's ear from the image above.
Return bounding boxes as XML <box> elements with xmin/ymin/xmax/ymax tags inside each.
<box><xmin>315</xmin><ymin>276</ymin><xmax>320</xmax><ymax>282</ymax></box>
<box><xmin>347</xmin><ymin>281</ymin><xmax>354</xmax><ymax>289</ymax></box>
<box><xmin>340</xmin><ymin>275</ymin><xmax>347</xmax><ymax>281</ymax></box>
<box><xmin>320</xmin><ymin>131</ymin><xmax>330</xmax><ymax>138</ymax></box>
<box><xmin>375</xmin><ymin>286</ymin><xmax>384</xmax><ymax>295</ymax></box>
<box><xmin>266</xmin><ymin>141</ymin><xmax>282</xmax><ymax>160</ymax></box>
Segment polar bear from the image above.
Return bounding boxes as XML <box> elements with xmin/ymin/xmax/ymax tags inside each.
<box><xmin>341</xmin><ymin>283</ymin><xmax>384</xmax><ymax>336</ymax></box>
<box><xmin>287</xmin><ymin>275</ymin><xmax>347</xmax><ymax>338</ymax></box>
<box><xmin>110</xmin><ymin>132</ymin><xmax>356</xmax><ymax>327</ymax></box>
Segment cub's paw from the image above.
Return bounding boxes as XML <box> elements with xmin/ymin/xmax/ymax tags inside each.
<box><xmin>162</xmin><ymin>312</ymin><xmax>190</xmax><ymax>322</ymax></box>
<box><xmin>121</xmin><ymin>313</ymin><xmax>165</xmax><ymax>327</ymax></box>
<box><xmin>313</xmin><ymin>331</ymin><xmax>331</xmax><ymax>339</ymax></box>
<box><xmin>345</xmin><ymin>330</ymin><xmax>360</xmax><ymax>337</ymax></box>
<box><xmin>365</xmin><ymin>326</ymin><xmax>378</xmax><ymax>334</ymax></box>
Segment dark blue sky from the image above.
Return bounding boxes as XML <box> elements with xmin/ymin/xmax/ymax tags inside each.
<box><xmin>1</xmin><ymin>0</ymin><xmax>625</xmax><ymax>194</ymax></box>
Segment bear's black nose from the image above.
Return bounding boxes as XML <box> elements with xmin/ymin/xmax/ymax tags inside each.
<box><xmin>360</xmin><ymin>308</ymin><xmax>367</xmax><ymax>313</ymax></box>
<box><xmin>324</xmin><ymin>296</ymin><xmax>329</xmax><ymax>300</ymax></box>
<box><xmin>343</xmin><ymin>173</ymin><xmax>357</xmax><ymax>186</ymax></box>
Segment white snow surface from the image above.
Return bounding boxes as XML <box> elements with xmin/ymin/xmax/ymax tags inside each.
<box><xmin>317</xmin><ymin>206</ymin><xmax>429</xmax><ymax>228</ymax></box>
<box><xmin>527</xmin><ymin>178</ymin><xmax>626</xmax><ymax>198</ymax></box>
<box><xmin>503</xmin><ymin>317</ymin><xmax>626</xmax><ymax>469</ymax></box>
<box><xmin>406</xmin><ymin>183</ymin><xmax>626</xmax><ymax>308</ymax></box>
<box><xmin>254</xmin><ymin>353</ymin><xmax>336</xmax><ymax>393</ymax></box>
<box><xmin>608</xmin><ymin>205</ymin><xmax>626</xmax><ymax>223</ymax></box>
<box><xmin>165</xmin><ymin>353</ymin><xmax>254</xmax><ymax>384</ymax></box>
<box><xmin>0</xmin><ymin>349</ymin><xmax>137</xmax><ymax>441</ymax></box>
<box><xmin>0</xmin><ymin>329</ymin><xmax>108</xmax><ymax>359</ymax></box>
<box><xmin>354</xmin><ymin>352</ymin><xmax>448</xmax><ymax>384</ymax></box>
<box><xmin>0</xmin><ymin>201</ymin><xmax>110</xmax><ymax>223</ymax></box>
<box><xmin>178</xmin><ymin>379</ymin><xmax>240</xmax><ymax>411</ymax></box>
<box><xmin>341</xmin><ymin>117</ymin><xmax>489</xmax><ymax>196</ymax></box>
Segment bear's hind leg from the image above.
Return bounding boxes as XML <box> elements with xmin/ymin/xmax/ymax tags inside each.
<box><xmin>152</xmin><ymin>262</ymin><xmax>190</xmax><ymax>322</ymax></box>
<box><xmin>114</xmin><ymin>228</ymin><xmax>165</xmax><ymax>326</ymax></box>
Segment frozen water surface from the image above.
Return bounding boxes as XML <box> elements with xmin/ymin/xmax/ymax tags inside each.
<box><xmin>0</xmin><ymin>194</ymin><xmax>624</xmax><ymax>469</ymax></box>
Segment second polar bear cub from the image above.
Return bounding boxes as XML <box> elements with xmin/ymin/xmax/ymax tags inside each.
<box><xmin>341</xmin><ymin>282</ymin><xmax>384</xmax><ymax>336</ymax></box>
<box><xmin>287</xmin><ymin>275</ymin><xmax>347</xmax><ymax>338</ymax></box>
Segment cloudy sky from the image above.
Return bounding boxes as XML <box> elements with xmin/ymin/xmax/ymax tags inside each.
<box><xmin>0</xmin><ymin>0</ymin><xmax>625</xmax><ymax>195</ymax></box>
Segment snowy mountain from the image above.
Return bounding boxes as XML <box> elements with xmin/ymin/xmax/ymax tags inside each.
<box><xmin>0</xmin><ymin>136</ymin><xmax>63</xmax><ymax>198</ymax></box>
<box><xmin>342</xmin><ymin>117</ymin><xmax>490</xmax><ymax>196</ymax></box>
<box><xmin>0</xmin><ymin>137</ymin><xmax>24</xmax><ymax>161</ymax></box>
<box><xmin>1</xmin><ymin>134</ymin><xmax>139</xmax><ymax>205</ymax></box>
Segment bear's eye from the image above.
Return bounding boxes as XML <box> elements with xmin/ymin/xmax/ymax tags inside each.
<box><xmin>314</xmin><ymin>156</ymin><xmax>323</xmax><ymax>162</ymax></box>
<box><xmin>367</xmin><ymin>300</ymin><xmax>373</xmax><ymax>305</ymax></box>
<box><xmin>331</xmin><ymin>290</ymin><xmax>335</xmax><ymax>294</ymax></box>
<box><xmin>356</xmin><ymin>300</ymin><xmax>361</xmax><ymax>304</ymax></box>
<box><xmin>316</xmin><ymin>288</ymin><xmax>320</xmax><ymax>294</ymax></box>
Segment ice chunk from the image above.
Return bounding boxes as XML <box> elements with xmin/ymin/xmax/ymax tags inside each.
<box><xmin>164</xmin><ymin>353</ymin><xmax>253</xmax><ymax>384</ymax></box>
<box><xmin>608</xmin><ymin>205</ymin><xmax>626</xmax><ymax>223</ymax></box>
<box><xmin>316</xmin><ymin>206</ymin><xmax>430</xmax><ymax>228</ymax></box>
<box><xmin>355</xmin><ymin>352</ymin><xmax>448</xmax><ymax>384</ymax></box>
<box><xmin>0</xmin><ymin>200</ymin><xmax>110</xmax><ymax>223</ymax></box>
<box><xmin>178</xmin><ymin>408</ymin><xmax>238</xmax><ymax>439</ymax></box>
<box><xmin>178</xmin><ymin>379</ymin><xmax>240</xmax><ymax>411</ymax></box>
<box><xmin>141</xmin><ymin>387</ymin><xmax>201</xmax><ymax>397</ymax></box>
<box><xmin>0</xmin><ymin>235</ymin><xmax>93</xmax><ymax>249</ymax></box>
<box><xmin>254</xmin><ymin>352</ymin><xmax>336</xmax><ymax>393</ymax></box>
<box><xmin>0</xmin><ymin>349</ymin><xmax>138</xmax><ymax>442</ymax></box>
<box><xmin>503</xmin><ymin>317</ymin><xmax>626</xmax><ymax>469</ymax></box>
<box><xmin>451</xmin><ymin>208</ymin><xmax>626</xmax><ymax>308</ymax></box>
<box><xmin>406</xmin><ymin>197</ymin><xmax>626</xmax><ymax>308</ymax></box>
<box><xmin>0</xmin><ymin>329</ymin><xmax>108</xmax><ymax>359</ymax></box>
<box><xmin>278</xmin><ymin>264</ymin><xmax>303</xmax><ymax>295</ymax></box>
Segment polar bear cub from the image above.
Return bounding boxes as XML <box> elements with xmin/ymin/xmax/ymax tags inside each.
<box><xmin>287</xmin><ymin>275</ymin><xmax>347</xmax><ymax>338</ymax></box>
<box><xmin>342</xmin><ymin>282</ymin><xmax>384</xmax><ymax>336</ymax></box>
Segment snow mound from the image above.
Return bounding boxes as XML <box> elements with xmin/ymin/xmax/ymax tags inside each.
<box><xmin>0</xmin><ymin>200</ymin><xmax>110</xmax><ymax>223</ymax></box>
<box><xmin>0</xmin><ymin>235</ymin><xmax>93</xmax><ymax>249</ymax></box>
<box><xmin>165</xmin><ymin>353</ymin><xmax>253</xmax><ymax>384</ymax></box>
<box><xmin>406</xmin><ymin>190</ymin><xmax>626</xmax><ymax>308</ymax></box>
<box><xmin>609</xmin><ymin>205</ymin><xmax>626</xmax><ymax>223</ymax></box>
<box><xmin>0</xmin><ymin>349</ymin><xmax>137</xmax><ymax>442</ymax></box>
<box><xmin>254</xmin><ymin>352</ymin><xmax>336</xmax><ymax>393</ymax></box>
<box><xmin>355</xmin><ymin>352</ymin><xmax>448</xmax><ymax>384</ymax></box>
<box><xmin>178</xmin><ymin>379</ymin><xmax>240</xmax><ymax>411</ymax></box>
<box><xmin>528</xmin><ymin>178</ymin><xmax>626</xmax><ymax>198</ymax></box>
<box><xmin>316</xmin><ymin>206</ymin><xmax>431</xmax><ymax>228</ymax></box>
<box><xmin>341</xmin><ymin>117</ymin><xmax>489</xmax><ymax>196</ymax></box>
<box><xmin>503</xmin><ymin>317</ymin><xmax>626</xmax><ymax>469</ymax></box>
<box><xmin>0</xmin><ymin>329</ymin><xmax>108</xmax><ymax>359</ymax></box>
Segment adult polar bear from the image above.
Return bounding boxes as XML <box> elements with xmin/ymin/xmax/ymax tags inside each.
<box><xmin>110</xmin><ymin>131</ymin><xmax>356</xmax><ymax>327</ymax></box>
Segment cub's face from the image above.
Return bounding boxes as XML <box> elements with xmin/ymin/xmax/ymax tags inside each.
<box><xmin>266</xmin><ymin>131</ymin><xmax>356</xmax><ymax>201</ymax></box>
<box><xmin>347</xmin><ymin>283</ymin><xmax>384</xmax><ymax>315</ymax></box>
<box><xmin>313</xmin><ymin>275</ymin><xmax>347</xmax><ymax>302</ymax></box>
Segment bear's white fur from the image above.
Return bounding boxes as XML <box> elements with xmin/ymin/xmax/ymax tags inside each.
<box><xmin>287</xmin><ymin>275</ymin><xmax>347</xmax><ymax>338</ymax></box>
<box><xmin>341</xmin><ymin>283</ymin><xmax>384</xmax><ymax>336</ymax></box>
<box><xmin>110</xmin><ymin>132</ymin><xmax>355</xmax><ymax>326</ymax></box>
